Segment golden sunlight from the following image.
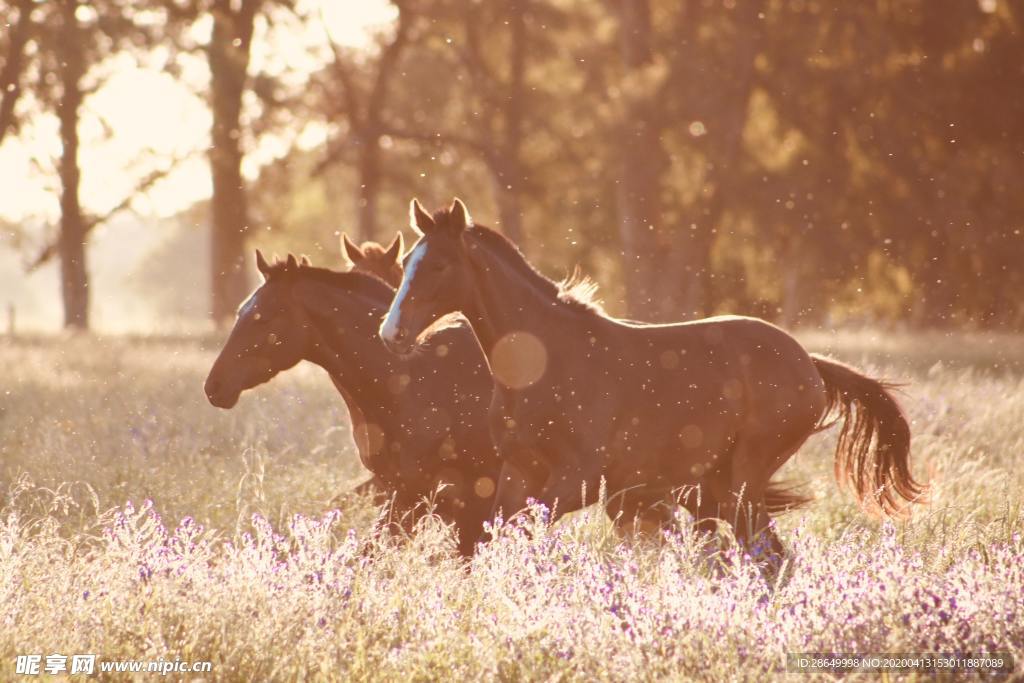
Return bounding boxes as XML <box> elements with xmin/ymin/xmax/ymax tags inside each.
<box><xmin>0</xmin><ymin>0</ymin><xmax>393</xmax><ymax>223</ymax></box>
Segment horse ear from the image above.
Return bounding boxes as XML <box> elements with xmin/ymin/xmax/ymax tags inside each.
<box><xmin>255</xmin><ymin>249</ymin><xmax>271</xmax><ymax>279</ymax></box>
<box><xmin>299</xmin><ymin>255</ymin><xmax>311</xmax><ymax>267</ymax></box>
<box><xmin>286</xmin><ymin>253</ymin><xmax>298</xmax><ymax>269</ymax></box>
<box><xmin>449</xmin><ymin>197</ymin><xmax>472</xmax><ymax>231</ymax></box>
<box><xmin>410</xmin><ymin>198</ymin><xmax>435</xmax><ymax>235</ymax></box>
<box><xmin>341</xmin><ymin>233</ymin><xmax>364</xmax><ymax>264</ymax></box>
<box><xmin>384</xmin><ymin>232</ymin><xmax>403</xmax><ymax>262</ymax></box>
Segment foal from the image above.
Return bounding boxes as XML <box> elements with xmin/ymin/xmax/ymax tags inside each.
<box><xmin>204</xmin><ymin>251</ymin><xmax>499</xmax><ymax>555</ymax></box>
<box><xmin>335</xmin><ymin>233</ymin><xmax>405</xmax><ymax>499</ymax></box>
<box><xmin>342</xmin><ymin>232</ymin><xmax>404</xmax><ymax>288</ymax></box>
<box><xmin>380</xmin><ymin>199</ymin><xmax>925</xmax><ymax>555</ymax></box>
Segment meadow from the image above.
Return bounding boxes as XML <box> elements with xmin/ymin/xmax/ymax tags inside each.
<box><xmin>1</xmin><ymin>330</ymin><xmax>1022</xmax><ymax>681</ymax></box>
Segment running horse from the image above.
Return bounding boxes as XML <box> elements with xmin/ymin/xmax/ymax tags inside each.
<box><xmin>335</xmin><ymin>233</ymin><xmax>405</xmax><ymax>498</ymax></box>
<box><xmin>379</xmin><ymin>199</ymin><xmax>926</xmax><ymax>556</ymax></box>
<box><xmin>204</xmin><ymin>248</ymin><xmax>500</xmax><ymax>556</ymax></box>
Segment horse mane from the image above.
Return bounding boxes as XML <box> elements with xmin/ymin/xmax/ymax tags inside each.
<box><xmin>262</xmin><ymin>256</ymin><xmax>394</xmax><ymax>301</ymax></box>
<box><xmin>467</xmin><ymin>224</ymin><xmax>605</xmax><ymax>315</ymax></box>
<box><xmin>558</xmin><ymin>266</ymin><xmax>603</xmax><ymax>312</ymax></box>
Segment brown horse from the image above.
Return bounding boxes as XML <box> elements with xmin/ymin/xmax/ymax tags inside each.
<box><xmin>337</xmin><ymin>233</ymin><xmax>407</xmax><ymax>499</ymax></box>
<box><xmin>342</xmin><ymin>233</ymin><xmax>404</xmax><ymax>288</ymax></box>
<box><xmin>204</xmin><ymin>251</ymin><xmax>500</xmax><ymax>556</ymax></box>
<box><xmin>379</xmin><ymin>198</ymin><xmax>925</xmax><ymax>555</ymax></box>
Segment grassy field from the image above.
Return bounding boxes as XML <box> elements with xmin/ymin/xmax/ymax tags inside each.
<box><xmin>1</xmin><ymin>330</ymin><xmax>1022</xmax><ymax>681</ymax></box>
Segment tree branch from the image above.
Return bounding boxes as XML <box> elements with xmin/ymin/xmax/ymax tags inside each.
<box><xmin>315</xmin><ymin>3</ymin><xmax>416</xmax><ymax>177</ymax></box>
<box><xmin>0</xmin><ymin>0</ymin><xmax>36</xmax><ymax>147</ymax></box>
<box><xmin>311</xmin><ymin>121</ymin><xmax>494</xmax><ymax>179</ymax></box>
<box><xmin>457</xmin><ymin>6</ymin><xmax>507</xmax><ymax>127</ymax></box>
<box><xmin>364</xmin><ymin>3</ymin><xmax>414</xmax><ymax>129</ymax></box>
<box><xmin>27</xmin><ymin>154</ymin><xmax>193</xmax><ymax>272</ymax></box>
<box><xmin>320</xmin><ymin>9</ymin><xmax>364</xmax><ymax>127</ymax></box>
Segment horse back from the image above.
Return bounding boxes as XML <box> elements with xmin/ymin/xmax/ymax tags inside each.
<box><xmin>603</xmin><ymin>314</ymin><xmax>824</xmax><ymax>416</ymax></box>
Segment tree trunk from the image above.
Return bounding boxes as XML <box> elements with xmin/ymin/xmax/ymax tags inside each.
<box><xmin>613</xmin><ymin>0</ymin><xmax>667</xmax><ymax>321</ymax></box>
<box><xmin>780</xmin><ymin>239</ymin><xmax>803</xmax><ymax>328</ymax></box>
<box><xmin>667</xmin><ymin>1</ymin><xmax>763</xmax><ymax>320</ymax></box>
<box><xmin>490</xmin><ymin>159</ymin><xmax>524</xmax><ymax>244</ymax></box>
<box><xmin>57</xmin><ymin>0</ymin><xmax>88</xmax><ymax>330</ymax></box>
<box><xmin>0</xmin><ymin>0</ymin><xmax>34</xmax><ymax>146</ymax></box>
<box><xmin>353</xmin><ymin>4</ymin><xmax>413</xmax><ymax>243</ymax></box>
<box><xmin>356</xmin><ymin>131</ymin><xmax>381</xmax><ymax>242</ymax></box>
<box><xmin>668</xmin><ymin>206</ymin><xmax>715</xmax><ymax>320</ymax></box>
<box><xmin>493</xmin><ymin>0</ymin><xmax>526</xmax><ymax>245</ymax></box>
<box><xmin>208</xmin><ymin>2</ymin><xmax>256</xmax><ymax>324</ymax></box>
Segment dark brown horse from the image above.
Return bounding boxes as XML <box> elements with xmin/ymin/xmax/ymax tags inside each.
<box><xmin>204</xmin><ymin>251</ymin><xmax>500</xmax><ymax>556</ymax></box>
<box><xmin>337</xmin><ymin>233</ymin><xmax>407</xmax><ymax>499</ymax></box>
<box><xmin>380</xmin><ymin>198</ymin><xmax>926</xmax><ymax>555</ymax></box>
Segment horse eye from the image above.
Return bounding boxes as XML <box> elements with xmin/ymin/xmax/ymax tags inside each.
<box><xmin>267</xmin><ymin>332</ymin><xmax>278</xmax><ymax>346</ymax></box>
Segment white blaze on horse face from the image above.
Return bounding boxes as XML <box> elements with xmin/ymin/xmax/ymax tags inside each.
<box><xmin>237</xmin><ymin>290</ymin><xmax>260</xmax><ymax>320</ymax></box>
<box><xmin>381</xmin><ymin>240</ymin><xmax>428</xmax><ymax>341</ymax></box>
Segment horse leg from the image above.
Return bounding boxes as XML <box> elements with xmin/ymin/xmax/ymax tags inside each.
<box><xmin>533</xmin><ymin>440</ymin><xmax>603</xmax><ymax>522</ymax></box>
<box><xmin>352</xmin><ymin>475</ymin><xmax>388</xmax><ymax>502</ymax></box>
<box><xmin>704</xmin><ymin>427</ymin><xmax>814</xmax><ymax>565</ymax></box>
<box><xmin>330</xmin><ymin>475</ymin><xmax>387</xmax><ymax>509</ymax></box>
<box><xmin>454</xmin><ymin>517</ymin><xmax>480</xmax><ymax>558</ymax></box>
<box><xmin>478</xmin><ymin>460</ymin><xmax>540</xmax><ymax>546</ymax></box>
<box><xmin>605</xmin><ymin>486</ymin><xmax>677</xmax><ymax>542</ymax></box>
<box><xmin>673</xmin><ymin>481</ymin><xmax>721</xmax><ymax>536</ymax></box>
<box><xmin>720</xmin><ymin>364</ymin><xmax>829</xmax><ymax>562</ymax></box>
<box><xmin>534</xmin><ymin>467</ymin><xmax>600</xmax><ymax>522</ymax></box>
<box><xmin>490</xmin><ymin>461</ymin><xmax>532</xmax><ymax>516</ymax></box>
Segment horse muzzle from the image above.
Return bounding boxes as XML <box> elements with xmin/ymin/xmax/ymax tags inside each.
<box><xmin>204</xmin><ymin>377</ymin><xmax>240</xmax><ymax>409</ymax></box>
<box><xmin>380</xmin><ymin>324</ymin><xmax>416</xmax><ymax>356</ymax></box>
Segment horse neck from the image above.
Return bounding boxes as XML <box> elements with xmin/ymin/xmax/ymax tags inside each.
<box><xmin>295</xmin><ymin>279</ymin><xmax>400</xmax><ymax>421</ymax></box>
<box><xmin>463</xmin><ymin>230</ymin><xmax>575</xmax><ymax>355</ymax></box>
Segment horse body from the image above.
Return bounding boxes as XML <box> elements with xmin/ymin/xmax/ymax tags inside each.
<box><xmin>380</xmin><ymin>199</ymin><xmax>924</xmax><ymax>551</ymax></box>
<box><xmin>339</xmin><ymin>234</ymin><xmax>405</xmax><ymax>479</ymax></box>
<box><xmin>463</xmin><ymin>238</ymin><xmax>826</xmax><ymax>534</ymax></box>
<box><xmin>587</xmin><ymin>315</ymin><xmax>827</xmax><ymax>527</ymax></box>
<box><xmin>205</xmin><ymin>253</ymin><xmax>498</xmax><ymax>555</ymax></box>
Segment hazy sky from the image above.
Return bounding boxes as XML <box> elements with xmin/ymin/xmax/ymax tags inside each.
<box><xmin>0</xmin><ymin>0</ymin><xmax>395</xmax><ymax>224</ymax></box>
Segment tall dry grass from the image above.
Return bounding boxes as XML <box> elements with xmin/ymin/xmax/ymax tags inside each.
<box><xmin>1</xmin><ymin>332</ymin><xmax>1022</xmax><ymax>680</ymax></box>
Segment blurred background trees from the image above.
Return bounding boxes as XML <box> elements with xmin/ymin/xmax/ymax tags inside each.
<box><xmin>1</xmin><ymin>0</ymin><xmax>1021</xmax><ymax>330</ymax></box>
<box><xmin>1</xmin><ymin>0</ymin><xmax>170</xmax><ymax>328</ymax></box>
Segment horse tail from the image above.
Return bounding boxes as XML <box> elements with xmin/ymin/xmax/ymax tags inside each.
<box><xmin>763</xmin><ymin>480</ymin><xmax>814</xmax><ymax>515</ymax></box>
<box><xmin>811</xmin><ymin>354</ymin><xmax>925</xmax><ymax>515</ymax></box>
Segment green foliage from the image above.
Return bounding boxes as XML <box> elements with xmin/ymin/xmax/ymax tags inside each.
<box><xmin>276</xmin><ymin>0</ymin><xmax>1024</xmax><ymax>326</ymax></box>
<box><xmin>4</xmin><ymin>1</ymin><xmax>1022</xmax><ymax>328</ymax></box>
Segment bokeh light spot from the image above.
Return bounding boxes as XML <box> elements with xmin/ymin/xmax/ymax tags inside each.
<box><xmin>490</xmin><ymin>331</ymin><xmax>548</xmax><ymax>390</ymax></box>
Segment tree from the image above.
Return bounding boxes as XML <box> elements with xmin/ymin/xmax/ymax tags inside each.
<box><xmin>316</xmin><ymin>1</ymin><xmax>415</xmax><ymax>243</ymax></box>
<box><xmin>608</xmin><ymin>0</ymin><xmax>668</xmax><ymax>320</ymax></box>
<box><xmin>667</xmin><ymin>1</ymin><xmax>766</xmax><ymax>320</ymax></box>
<box><xmin>0</xmin><ymin>0</ymin><xmax>35</xmax><ymax>146</ymax></box>
<box><xmin>5</xmin><ymin>0</ymin><xmax>169</xmax><ymax>329</ymax></box>
<box><xmin>206</xmin><ymin>0</ymin><xmax>263</xmax><ymax>323</ymax></box>
<box><xmin>55</xmin><ymin>0</ymin><xmax>89</xmax><ymax>329</ymax></box>
<box><xmin>446</xmin><ymin>0</ymin><xmax>535</xmax><ymax>243</ymax></box>
<box><xmin>314</xmin><ymin>0</ymin><xmax>557</xmax><ymax>246</ymax></box>
<box><xmin>223</xmin><ymin>0</ymin><xmax>1024</xmax><ymax>329</ymax></box>
<box><xmin>150</xmin><ymin>0</ymin><xmax>301</xmax><ymax>325</ymax></box>
<box><xmin>750</xmin><ymin>0</ymin><xmax>1024</xmax><ymax>327</ymax></box>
